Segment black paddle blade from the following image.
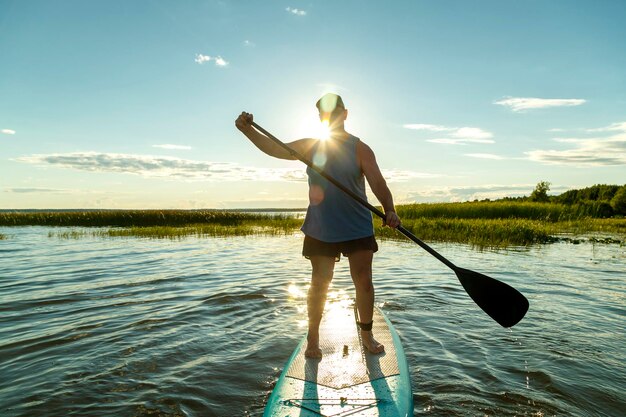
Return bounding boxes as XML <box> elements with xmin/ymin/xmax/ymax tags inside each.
<box><xmin>455</xmin><ymin>267</ymin><xmax>529</xmax><ymax>328</ymax></box>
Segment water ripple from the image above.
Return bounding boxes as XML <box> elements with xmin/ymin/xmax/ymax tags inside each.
<box><xmin>0</xmin><ymin>228</ymin><xmax>624</xmax><ymax>416</ymax></box>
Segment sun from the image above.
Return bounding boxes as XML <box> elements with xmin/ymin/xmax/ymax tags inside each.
<box><xmin>318</xmin><ymin>119</ymin><xmax>331</xmax><ymax>141</ymax></box>
<box><xmin>297</xmin><ymin>113</ymin><xmax>331</xmax><ymax>141</ymax></box>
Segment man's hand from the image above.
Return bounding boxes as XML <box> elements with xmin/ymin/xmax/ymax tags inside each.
<box><xmin>235</xmin><ymin>112</ymin><xmax>253</xmax><ymax>132</ymax></box>
<box><xmin>383</xmin><ymin>211</ymin><xmax>401</xmax><ymax>229</ymax></box>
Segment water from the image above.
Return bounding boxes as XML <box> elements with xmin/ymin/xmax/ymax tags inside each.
<box><xmin>0</xmin><ymin>227</ymin><xmax>624</xmax><ymax>416</ymax></box>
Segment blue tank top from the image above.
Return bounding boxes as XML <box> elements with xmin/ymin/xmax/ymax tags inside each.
<box><xmin>300</xmin><ymin>134</ymin><xmax>374</xmax><ymax>242</ymax></box>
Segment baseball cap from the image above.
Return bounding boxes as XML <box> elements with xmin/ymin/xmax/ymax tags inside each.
<box><xmin>315</xmin><ymin>93</ymin><xmax>345</xmax><ymax>113</ymax></box>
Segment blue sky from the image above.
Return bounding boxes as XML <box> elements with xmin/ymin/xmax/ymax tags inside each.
<box><xmin>1</xmin><ymin>0</ymin><xmax>625</xmax><ymax>209</ymax></box>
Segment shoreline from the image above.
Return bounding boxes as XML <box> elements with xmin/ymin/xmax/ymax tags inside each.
<box><xmin>1</xmin><ymin>206</ymin><xmax>624</xmax><ymax>248</ymax></box>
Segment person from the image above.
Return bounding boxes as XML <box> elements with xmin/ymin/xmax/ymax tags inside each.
<box><xmin>235</xmin><ymin>93</ymin><xmax>400</xmax><ymax>358</ymax></box>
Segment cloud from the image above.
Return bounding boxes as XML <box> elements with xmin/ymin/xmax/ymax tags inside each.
<box><xmin>525</xmin><ymin>122</ymin><xmax>626</xmax><ymax>166</ymax></box>
<box><xmin>15</xmin><ymin>152</ymin><xmax>307</xmax><ymax>182</ymax></box>
<box><xmin>402</xmin><ymin>183</ymin><xmax>572</xmax><ymax>203</ymax></box>
<box><xmin>403</xmin><ymin>124</ymin><xmax>450</xmax><ymax>132</ymax></box>
<box><xmin>4</xmin><ymin>187</ymin><xmax>67</xmax><ymax>193</ymax></box>
<box><xmin>2</xmin><ymin>129</ymin><xmax>16</xmax><ymax>135</ymax></box>
<box><xmin>195</xmin><ymin>53</ymin><xmax>229</xmax><ymax>67</ymax></box>
<box><xmin>286</xmin><ymin>7</ymin><xmax>306</xmax><ymax>16</ymax></box>
<box><xmin>451</xmin><ymin>127</ymin><xmax>493</xmax><ymax>141</ymax></box>
<box><xmin>464</xmin><ymin>153</ymin><xmax>506</xmax><ymax>160</ymax></box>
<box><xmin>404</xmin><ymin>123</ymin><xmax>494</xmax><ymax>144</ymax></box>
<box><xmin>381</xmin><ymin>169</ymin><xmax>441</xmax><ymax>182</ymax></box>
<box><xmin>214</xmin><ymin>56</ymin><xmax>229</xmax><ymax>67</ymax></box>
<box><xmin>495</xmin><ymin>97</ymin><xmax>586</xmax><ymax>112</ymax></box>
<box><xmin>243</xmin><ymin>40</ymin><xmax>256</xmax><ymax>47</ymax></box>
<box><xmin>585</xmin><ymin>122</ymin><xmax>626</xmax><ymax>133</ymax></box>
<box><xmin>152</xmin><ymin>144</ymin><xmax>192</xmax><ymax>150</ymax></box>
<box><xmin>194</xmin><ymin>54</ymin><xmax>211</xmax><ymax>64</ymax></box>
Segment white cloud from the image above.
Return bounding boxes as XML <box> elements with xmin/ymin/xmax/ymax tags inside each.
<box><xmin>526</xmin><ymin>122</ymin><xmax>626</xmax><ymax>166</ymax></box>
<box><xmin>381</xmin><ymin>169</ymin><xmax>441</xmax><ymax>182</ymax></box>
<box><xmin>153</xmin><ymin>144</ymin><xmax>192</xmax><ymax>150</ymax></box>
<box><xmin>464</xmin><ymin>153</ymin><xmax>506</xmax><ymax>160</ymax></box>
<box><xmin>402</xmin><ymin>183</ymin><xmax>572</xmax><ymax>203</ymax></box>
<box><xmin>404</xmin><ymin>123</ymin><xmax>494</xmax><ymax>145</ymax></box>
<box><xmin>552</xmin><ymin>138</ymin><xmax>586</xmax><ymax>143</ymax></box>
<box><xmin>15</xmin><ymin>152</ymin><xmax>307</xmax><ymax>182</ymax></box>
<box><xmin>243</xmin><ymin>40</ymin><xmax>256</xmax><ymax>47</ymax></box>
<box><xmin>585</xmin><ymin>122</ymin><xmax>626</xmax><ymax>133</ymax></box>
<box><xmin>286</xmin><ymin>7</ymin><xmax>306</xmax><ymax>16</ymax></box>
<box><xmin>194</xmin><ymin>53</ymin><xmax>211</xmax><ymax>64</ymax></box>
<box><xmin>4</xmin><ymin>187</ymin><xmax>67</xmax><ymax>193</ymax></box>
<box><xmin>451</xmin><ymin>127</ymin><xmax>493</xmax><ymax>141</ymax></box>
<box><xmin>214</xmin><ymin>56</ymin><xmax>229</xmax><ymax>67</ymax></box>
<box><xmin>402</xmin><ymin>124</ymin><xmax>450</xmax><ymax>132</ymax></box>
<box><xmin>2</xmin><ymin>129</ymin><xmax>16</xmax><ymax>135</ymax></box>
<box><xmin>427</xmin><ymin>138</ymin><xmax>469</xmax><ymax>145</ymax></box>
<box><xmin>494</xmin><ymin>97</ymin><xmax>586</xmax><ymax>112</ymax></box>
<box><xmin>195</xmin><ymin>53</ymin><xmax>228</xmax><ymax>67</ymax></box>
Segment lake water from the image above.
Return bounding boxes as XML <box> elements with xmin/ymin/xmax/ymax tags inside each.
<box><xmin>0</xmin><ymin>227</ymin><xmax>624</xmax><ymax>416</ymax></box>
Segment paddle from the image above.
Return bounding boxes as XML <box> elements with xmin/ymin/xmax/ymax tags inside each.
<box><xmin>250</xmin><ymin>121</ymin><xmax>529</xmax><ymax>328</ymax></box>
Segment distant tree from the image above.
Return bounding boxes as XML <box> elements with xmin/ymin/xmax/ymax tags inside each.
<box><xmin>554</xmin><ymin>184</ymin><xmax>620</xmax><ymax>205</ymax></box>
<box><xmin>611</xmin><ymin>186</ymin><xmax>626</xmax><ymax>215</ymax></box>
<box><xmin>530</xmin><ymin>181</ymin><xmax>551</xmax><ymax>203</ymax></box>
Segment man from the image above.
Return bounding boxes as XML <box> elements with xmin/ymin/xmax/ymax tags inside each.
<box><xmin>235</xmin><ymin>93</ymin><xmax>400</xmax><ymax>358</ymax></box>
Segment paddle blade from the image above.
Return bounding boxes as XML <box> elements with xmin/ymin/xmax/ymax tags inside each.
<box><xmin>455</xmin><ymin>267</ymin><xmax>529</xmax><ymax>328</ymax></box>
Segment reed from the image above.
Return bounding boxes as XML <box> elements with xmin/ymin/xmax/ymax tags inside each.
<box><xmin>375</xmin><ymin>216</ymin><xmax>625</xmax><ymax>247</ymax></box>
<box><xmin>396</xmin><ymin>201</ymin><xmax>611</xmax><ymax>221</ymax></box>
<box><xmin>6</xmin><ymin>207</ymin><xmax>625</xmax><ymax>248</ymax></box>
<box><xmin>374</xmin><ymin>217</ymin><xmax>554</xmax><ymax>247</ymax></box>
<box><xmin>46</xmin><ymin>216</ymin><xmax>303</xmax><ymax>240</ymax></box>
<box><xmin>0</xmin><ymin>210</ymin><xmax>283</xmax><ymax>227</ymax></box>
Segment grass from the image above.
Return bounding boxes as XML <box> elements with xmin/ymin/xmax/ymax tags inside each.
<box><xmin>4</xmin><ymin>205</ymin><xmax>625</xmax><ymax>248</ymax></box>
<box><xmin>0</xmin><ymin>210</ymin><xmax>279</xmax><ymax>227</ymax></box>
<box><xmin>0</xmin><ymin>233</ymin><xmax>6</xmax><ymax>240</ymax></box>
<box><xmin>49</xmin><ymin>223</ymin><xmax>301</xmax><ymax>240</ymax></box>
<box><xmin>375</xmin><ymin>217</ymin><xmax>625</xmax><ymax>247</ymax></box>
<box><xmin>396</xmin><ymin>201</ymin><xmax>612</xmax><ymax>221</ymax></box>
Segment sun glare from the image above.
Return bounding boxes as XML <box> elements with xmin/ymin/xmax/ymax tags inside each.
<box><xmin>297</xmin><ymin>113</ymin><xmax>330</xmax><ymax>141</ymax></box>
<box><xmin>319</xmin><ymin>119</ymin><xmax>331</xmax><ymax>141</ymax></box>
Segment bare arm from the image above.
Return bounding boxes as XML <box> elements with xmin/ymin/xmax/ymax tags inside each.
<box><xmin>235</xmin><ymin>112</ymin><xmax>315</xmax><ymax>160</ymax></box>
<box><xmin>358</xmin><ymin>141</ymin><xmax>401</xmax><ymax>228</ymax></box>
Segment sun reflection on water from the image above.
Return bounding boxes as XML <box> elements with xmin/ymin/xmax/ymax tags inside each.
<box><xmin>287</xmin><ymin>283</ymin><xmax>355</xmax><ymax>329</ymax></box>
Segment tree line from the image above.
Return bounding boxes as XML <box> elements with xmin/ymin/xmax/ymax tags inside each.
<box><xmin>499</xmin><ymin>182</ymin><xmax>626</xmax><ymax>217</ymax></box>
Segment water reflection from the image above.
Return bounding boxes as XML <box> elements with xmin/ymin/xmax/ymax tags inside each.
<box><xmin>0</xmin><ymin>229</ymin><xmax>623</xmax><ymax>416</ymax></box>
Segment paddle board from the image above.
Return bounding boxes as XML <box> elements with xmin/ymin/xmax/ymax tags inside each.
<box><xmin>264</xmin><ymin>304</ymin><xmax>413</xmax><ymax>416</ymax></box>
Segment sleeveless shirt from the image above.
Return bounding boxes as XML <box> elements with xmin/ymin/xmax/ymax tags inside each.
<box><xmin>300</xmin><ymin>134</ymin><xmax>374</xmax><ymax>242</ymax></box>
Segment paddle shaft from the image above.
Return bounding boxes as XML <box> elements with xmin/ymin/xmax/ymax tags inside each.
<box><xmin>251</xmin><ymin>121</ymin><xmax>457</xmax><ymax>271</ymax></box>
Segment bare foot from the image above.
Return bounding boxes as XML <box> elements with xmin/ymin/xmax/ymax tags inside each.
<box><xmin>305</xmin><ymin>334</ymin><xmax>322</xmax><ymax>358</ymax></box>
<box><xmin>361</xmin><ymin>330</ymin><xmax>384</xmax><ymax>354</ymax></box>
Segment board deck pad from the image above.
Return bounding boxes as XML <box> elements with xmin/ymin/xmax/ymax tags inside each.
<box><xmin>285</xmin><ymin>305</ymin><xmax>400</xmax><ymax>389</ymax></box>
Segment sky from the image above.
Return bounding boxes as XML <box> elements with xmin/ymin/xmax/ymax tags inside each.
<box><xmin>1</xmin><ymin>0</ymin><xmax>625</xmax><ymax>209</ymax></box>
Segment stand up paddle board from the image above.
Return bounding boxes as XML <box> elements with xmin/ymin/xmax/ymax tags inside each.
<box><xmin>264</xmin><ymin>304</ymin><xmax>413</xmax><ymax>416</ymax></box>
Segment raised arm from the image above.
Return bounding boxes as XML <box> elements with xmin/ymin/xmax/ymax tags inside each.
<box><xmin>235</xmin><ymin>112</ymin><xmax>315</xmax><ymax>160</ymax></box>
<box><xmin>357</xmin><ymin>141</ymin><xmax>401</xmax><ymax>228</ymax></box>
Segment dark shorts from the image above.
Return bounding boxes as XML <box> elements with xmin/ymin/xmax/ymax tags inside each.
<box><xmin>302</xmin><ymin>235</ymin><xmax>378</xmax><ymax>261</ymax></box>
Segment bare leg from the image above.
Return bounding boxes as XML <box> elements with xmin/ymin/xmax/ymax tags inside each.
<box><xmin>348</xmin><ymin>250</ymin><xmax>384</xmax><ymax>354</ymax></box>
<box><xmin>305</xmin><ymin>255</ymin><xmax>335</xmax><ymax>358</ymax></box>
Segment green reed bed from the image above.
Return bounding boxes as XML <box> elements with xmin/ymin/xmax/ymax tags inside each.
<box><xmin>43</xmin><ymin>213</ymin><xmax>303</xmax><ymax>240</ymax></box>
<box><xmin>375</xmin><ymin>217</ymin><xmax>554</xmax><ymax>247</ymax></box>
<box><xmin>396</xmin><ymin>201</ymin><xmax>611</xmax><ymax>221</ymax></box>
<box><xmin>0</xmin><ymin>210</ymin><xmax>276</xmax><ymax>227</ymax></box>
<box><xmin>551</xmin><ymin>218</ymin><xmax>626</xmax><ymax>237</ymax></box>
<box><xmin>375</xmin><ymin>217</ymin><xmax>625</xmax><ymax>248</ymax></box>
<box><xmin>6</xmin><ymin>206</ymin><xmax>625</xmax><ymax>247</ymax></box>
